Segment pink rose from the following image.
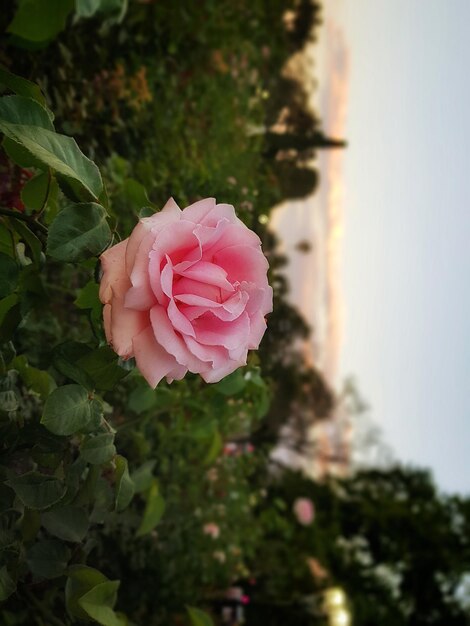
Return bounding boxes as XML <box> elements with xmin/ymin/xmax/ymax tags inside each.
<box><xmin>203</xmin><ymin>522</ymin><xmax>220</xmax><ymax>539</ymax></box>
<box><xmin>99</xmin><ymin>197</ymin><xmax>272</xmax><ymax>387</ymax></box>
<box><xmin>293</xmin><ymin>498</ymin><xmax>315</xmax><ymax>526</ymax></box>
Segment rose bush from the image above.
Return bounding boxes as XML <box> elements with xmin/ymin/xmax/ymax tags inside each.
<box><xmin>100</xmin><ymin>197</ymin><xmax>273</xmax><ymax>386</ymax></box>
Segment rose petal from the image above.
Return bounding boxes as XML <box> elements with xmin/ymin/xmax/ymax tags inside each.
<box><xmin>200</xmin><ymin>357</ymin><xmax>246</xmax><ymax>384</ymax></box>
<box><xmin>204</xmin><ymin>222</ymin><xmax>261</xmax><ymax>258</ymax></box>
<box><xmin>103</xmin><ymin>303</ymin><xmax>112</xmax><ymax>345</ymax></box>
<box><xmin>183</xmin><ymin>336</ymin><xmax>229</xmax><ymax>369</ymax></box>
<box><xmin>133</xmin><ymin>325</ymin><xmax>184</xmax><ymax>388</ymax></box>
<box><xmin>175</xmin><ymin>261</ymin><xmax>234</xmax><ymax>292</ymax></box>
<box><xmin>193</xmin><ymin>311</ymin><xmax>250</xmax><ymax>350</ymax></box>
<box><xmin>109</xmin><ymin>293</ymin><xmax>149</xmax><ymax>358</ymax></box>
<box><xmin>160</xmin><ymin>256</ymin><xmax>174</xmax><ymax>299</ymax></box>
<box><xmin>150</xmin><ymin>305</ymin><xmax>209</xmax><ymax>373</ymax></box>
<box><xmin>182</xmin><ymin>197</ymin><xmax>216</xmax><ymax>224</ymax></box>
<box><xmin>166</xmin><ymin>363</ymin><xmax>188</xmax><ymax>383</ymax></box>
<box><xmin>240</xmin><ymin>281</ymin><xmax>273</xmax><ymax>316</ymax></box>
<box><xmin>193</xmin><ymin>219</ymin><xmax>229</xmax><ymax>251</ymax></box>
<box><xmin>201</xmin><ymin>203</ymin><xmax>239</xmax><ymax>227</ymax></box>
<box><xmin>99</xmin><ymin>239</ymin><xmax>130</xmax><ymax>303</ymax></box>
<box><xmin>248</xmin><ymin>311</ymin><xmax>267</xmax><ymax>349</ymax></box>
<box><xmin>125</xmin><ymin>197</ymin><xmax>181</xmax><ymax>272</ymax></box>
<box><xmin>148</xmin><ymin>221</ymin><xmax>201</xmax><ymax>303</ymax></box>
<box><xmin>214</xmin><ymin>245</ymin><xmax>269</xmax><ymax>288</ymax></box>
<box><xmin>229</xmin><ymin>344</ymin><xmax>248</xmax><ymax>362</ymax></box>
<box><xmin>167</xmin><ymin>298</ymin><xmax>196</xmax><ymax>338</ymax></box>
<box><xmin>172</xmin><ymin>277</ymin><xmax>222</xmax><ymax>302</ymax></box>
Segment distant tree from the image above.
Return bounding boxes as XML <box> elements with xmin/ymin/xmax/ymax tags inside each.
<box><xmin>287</xmin><ymin>468</ymin><xmax>470</xmax><ymax>625</ymax></box>
<box><xmin>249</xmin><ymin>467</ymin><xmax>470</xmax><ymax>626</ymax></box>
<box><xmin>287</xmin><ymin>0</ymin><xmax>323</xmax><ymax>50</ymax></box>
<box><xmin>265</xmin><ymin>130</ymin><xmax>347</xmax><ymax>158</ymax></box>
<box><xmin>273</xmin><ymin>162</ymin><xmax>319</xmax><ymax>199</ymax></box>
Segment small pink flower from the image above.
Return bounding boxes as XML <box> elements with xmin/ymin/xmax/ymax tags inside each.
<box><xmin>203</xmin><ymin>522</ymin><xmax>220</xmax><ymax>539</ymax></box>
<box><xmin>100</xmin><ymin>198</ymin><xmax>272</xmax><ymax>387</ymax></box>
<box><xmin>293</xmin><ymin>498</ymin><xmax>315</xmax><ymax>526</ymax></box>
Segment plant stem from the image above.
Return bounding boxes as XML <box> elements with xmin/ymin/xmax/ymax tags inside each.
<box><xmin>0</xmin><ymin>207</ymin><xmax>48</xmax><ymax>234</ymax></box>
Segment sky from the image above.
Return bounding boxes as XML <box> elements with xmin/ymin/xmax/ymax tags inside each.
<box><xmin>338</xmin><ymin>0</ymin><xmax>470</xmax><ymax>495</ymax></box>
<box><xmin>272</xmin><ymin>1</ymin><xmax>470</xmax><ymax>495</ymax></box>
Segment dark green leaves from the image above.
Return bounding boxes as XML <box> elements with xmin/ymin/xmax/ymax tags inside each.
<box><xmin>0</xmin><ymin>67</ymin><xmax>47</xmax><ymax>108</ymax></box>
<box><xmin>78</xmin><ymin>581</ymin><xmax>125</xmax><ymax>626</ymax></box>
<box><xmin>0</xmin><ymin>96</ymin><xmax>103</xmax><ymax>201</ymax></box>
<box><xmin>42</xmin><ymin>506</ymin><xmax>89</xmax><ymax>542</ymax></box>
<box><xmin>114</xmin><ymin>456</ymin><xmax>134</xmax><ymax>512</ymax></box>
<box><xmin>66</xmin><ymin>565</ymin><xmax>125</xmax><ymax>626</ymax></box>
<box><xmin>26</xmin><ymin>539</ymin><xmax>71</xmax><ymax>579</ymax></box>
<box><xmin>0</xmin><ymin>566</ymin><xmax>16</xmax><ymax>601</ymax></box>
<box><xmin>66</xmin><ymin>565</ymin><xmax>107</xmax><ymax>620</ymax></box>
<box><xmin>0</xmin><ymin>95</ymin><xmax>53</xmax><ymax>130</ymax></box>
<box><xmin>47</xmin><ymin>203</ymin><xmax>111</xmax><ymax>262</ymax></box>
<box><xmin>41</xmin><ymin>384</ymin><xmax>102</xmax><ymax>436</ymax></box>
<box><xmin>7</xmin><ymin>0</ymin><xmax>74</xmax><ymax>44</ymax></box>
<box><xmin>6</xmin><ymin>472</ymin><xmax>66</xmax><ymax>510</ymax></box>
<box><xmin>0</xmin><ymin>254</ymin><xmax>19</xmax><ymax>298</ymax></box>
<box><xmin>81</xmin><ymin>434</ymin><xmax>116</xmax><ymax>465</ymax></box>
<box><xmin>187</xmin><ymin>606</ymin><xmax>215</xmax><ymax>626</ymax></box>
<box><xmin>75</xmin><ymin>346</ymin><xmax>128</xmax><ymax>391</ymax></box>
<box><xmin>21</xmin><ymin>171</ymin><xmax>50</xmax><ymax>212</ymax></box>
<box><xmin>136</xmin><ymin>480</ymin><xmax>165</xmax><ymax>537</ymax></box>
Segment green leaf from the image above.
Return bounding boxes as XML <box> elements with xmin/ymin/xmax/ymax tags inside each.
<box><xmin>20</xmin><ymin>171</ymin><xmax>50</xmax><ymax>212</ymax></box>
<box><xmin>186</xmin><ymin>606</ymin><xmax>214</xmax><ymax>626</ymax></box>
<box><xmin>65</xmin><ymin>565</ymin><xmax>108</xmax><ymax>620</ymax></box>
<box><xmin>2</xmin><ymin>136</ymin><xmax>41</xmax><ymax>169</ymax></box>
<box><xmin>42</xmin><ymin>505</ymin><xmax>89</xmax><ymax>542</ymax></box>
<box><xmin>21</xmin><ymin>507</ymin><xmax>41</xmax><ymax>542</ymax></box>
<box><xmin>41</xmin><ymin>384</ymin><xmax>95</xmax><ymax>435</ymax></box>
<box><xmin>204</xmin><ymin>429</ymin><xmax>222</xmax><ymax>466</ymax></box>
<box><xmin>47</xmin><ymin>203</ymin><xmax>111</xmax><ymax>262</ymax></box>
<box><xmin>6</xmin><ymin>472</ymin><xmax>65</xmax><ymax>510</ymax></box>
<box><xmin>0</xmin><ymin>294</ymin><xmax>20</xmax><ymax>343</ymax></box>
<box><xmin>136</xmin><ymin>480</ymin><xmax>165</xmax><ymax>537</ymax></box>
<box><xmin>8</xmin><ymin>0</ymin><xmax>74</xmax><ymax>43</ymax></box>
<box><xmin>121</xmin><ymin>178</ymin><xmax>154</xmax><ymax>212</ymax></box>
<box><xmin>75</xmin><ymin>281</ymin><xmax>100</xmax><ymax>310</ymax></box>
<box><xmin>127</xmin><ymin>386</ymin><xmax>157</xmax><ymax>415</ymax></box>
<box><xmin>78</xmin><ymin>580</ymin><xmax>125</xmax><ymax>626</ymax></box>
<box><xmin>76</xmin><ymin>0</ymin><xmax>104</xmax><ymax>18</ymax></box>
<box><xmin>27</xmin><ymin>538</ymin><xmax>71</xmax><ymax>579</ymax></box>
<box><xmin>130</xmin><ymin>460</ymin><xmax>156</xmax><ymax>494</ymax></box>
<box><xmin>114</xmin><ymin>456</ymin><xmax>134</xmax><ymax>512</ymax></box>
<box><xmin>10</xmin><ymin>355</ymin><xmax>55</xmax><ymax>400</ymax></box>
<box><xmin>10</xmin><ymin>218</ymin><xmax>43</xmax><ymax>266</ymax></box>
<box><xmin>0</xmin><ymin>566</ymin><xmax>16</xmax><ymax>601</ymax></box>
<box><xmin>0</xmin><ymin>66</ymin><xmax>47</xmax><ymax>109</ymax></box>
<box><xmin>81</xmin><ymin>433</ymin><xmax>116</xmax><ymax>465</ymax></box>
<box><xmin>0</xmin><ymin>253</ymin><xmax>19</xmax><ymax>298</ymax></box>
<box><xmin>213</xmin><ymin>369</ymin><xmax>246</xmax><ymax>395</ymax></box>
<box><xmin>77</xmin><ymin>346</ymin><xmax>128</xmax><ymax>392</ymax></box>
<box><xmin>0</xmin><ymin>95</ymin><xmax>53</xmax><ymax>131</ymax></box>
<box><xmin>52</xmin><ymin>341</ymin><xmax>95</xmax><ymax>389</ymax></box>
<box><xmin>0</xmin><ymin>97</ymin><xmax>103</xmax><ymax>200</ymax></box>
